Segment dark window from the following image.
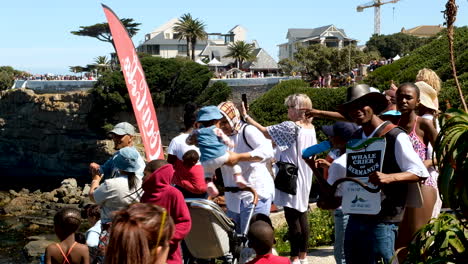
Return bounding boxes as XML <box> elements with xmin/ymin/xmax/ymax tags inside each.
<box><xmin>178</xmin><ymin>45</ymin><xmax>187</xmax><ymax>53</ymax></box>
<box><xmin>147</xmin><ymin>45</ymin><xmax>160</xmax><ymax>55</ymax></box>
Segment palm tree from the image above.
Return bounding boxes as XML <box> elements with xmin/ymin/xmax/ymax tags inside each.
<box><xmin>94</xmin><ymin>56</ymin><xmax>110</xmax><ymax>74</ymax></box>
<box><xmin>444</xmin><ymin>0</ymin><xmax>467</xmax><ymax>111</ymax></box>
<box><xmin>173</xmin><ymin>13</ymin><xmax>207</xmax><ymax>60</ymax></box>
<box><xmin>224</xmin><ymin>41</ymin><xmax>256</xmax><ymax>69</ymax></box>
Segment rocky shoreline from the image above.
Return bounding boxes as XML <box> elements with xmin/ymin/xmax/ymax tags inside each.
<box><xmin>0</xmin><ymin>178</ymin><xmax>91</xmax><ymax>263</ymax></box>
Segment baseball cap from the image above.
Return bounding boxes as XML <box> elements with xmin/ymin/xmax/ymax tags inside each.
<box><xmin>322</xmin><ymin>121</ymin><xmax>360</xmax><ymax>141</ymax></box>
<box><xmin>197</xmin><ymin>105</ymin><xmax>223</xmax><ymax>122</ymax></box>
<box><xmin>109</xmin><ymin>122</ymin><xmax>136</xmax><ymax>136</ymax></box>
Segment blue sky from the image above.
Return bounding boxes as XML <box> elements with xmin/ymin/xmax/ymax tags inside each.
<box><xmin>1</xmin><ymin>0</ymin><xmax>467</xmax><ymax>74</ymax></box>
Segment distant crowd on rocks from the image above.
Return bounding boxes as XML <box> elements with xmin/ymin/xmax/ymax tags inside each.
<box><xmin>15</xmin><ymin>74</ymin><xmax>96</xmax><ymax>81</ymax></box>
<box><xmin>2</xmin><ymin>67</ymin><xmax>445</xmax><ymax>264</ymax></box>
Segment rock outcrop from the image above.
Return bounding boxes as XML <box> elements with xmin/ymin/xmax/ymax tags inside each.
<box><xmin>0</xmin><ymin>179</ymin><xmax>92</xmax><ymax>263</ymax></box>
<box><xmin>0</xmin><ymin>89</ymin><xmax>113</xmax><ymax>181</ymax></box>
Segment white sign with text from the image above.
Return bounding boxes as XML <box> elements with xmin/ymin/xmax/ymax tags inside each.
<box><xmin>342</xmin><ymin>138</ymin><xmax>386</xmax><ymax>215</ymax></box>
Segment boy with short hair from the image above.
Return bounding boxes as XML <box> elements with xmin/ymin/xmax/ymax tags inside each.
<box><xmin>246</xmin><ymin>221</ymin><xmax>291</xmax><ymax>264</ymax></box>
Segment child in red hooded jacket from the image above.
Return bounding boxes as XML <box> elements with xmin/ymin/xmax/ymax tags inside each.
<box><xmin>141</xmin><ymin>160</ymin><xmax>192</xmax><ymax>264</ymax></box>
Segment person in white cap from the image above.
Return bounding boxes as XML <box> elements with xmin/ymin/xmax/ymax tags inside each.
<box><xmin>89</xmin><ymin>122</ymin><xmax>146</xmax><ymax>180</ymax></box>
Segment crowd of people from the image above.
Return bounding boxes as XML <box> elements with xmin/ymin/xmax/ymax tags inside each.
<box><xmin>15</xmin><ymin>74</ymin><xmax>96</xmax><ymax>81</ymax></box>
<box><xmin>43</xmin><ymin>67</ymin><xmax>443</xmax><ymax>264</ymax></box>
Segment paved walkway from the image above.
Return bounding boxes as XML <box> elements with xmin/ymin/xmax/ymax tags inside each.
<box><xmin>271</xmin><ymin>206</ymin><xmax>335</xmax><ymax>264</ymax></box>
<box><xmin>306</xmin><ymin>246</ymin><xmax>335</xmax><ymax>264</ymax></box>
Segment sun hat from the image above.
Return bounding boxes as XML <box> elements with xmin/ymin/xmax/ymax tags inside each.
<box><xmin>338</xmin><ymin>84</ymin><xmax>388</xmax><ymax>119</ymax></box>
<box><xmin>109</xmin><ymin>122</ymin><xmax>136</xmax><ymax>136</ymax></box>
<box><xmin>114</xmin><ymin>147</ymin><xmax>141</xmax><ymax>172</ymax></box>
<box><xmin>196</xmin><ymin>105</ymin><xmax>223</xmax><ymax>122</ymax></box>
<box><xmin>322</xmin><ymin>121</ymin><xmax>360</xmax><ymax>141</ymax></box>
<box><xmin>415</xmin><ymin>81</ymin><xmax>438</xmax><ymax>111</ymax></box>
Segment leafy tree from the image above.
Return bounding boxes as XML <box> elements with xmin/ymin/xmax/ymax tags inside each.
<box><xmin>366</xmin><ymin>32</ymin><xmax>431</xmax><ymax>59</ymax></box>
<box><xmin>88</xmin><ymin>57</ymin><xmax>213</xmax><ymax>133</ymax></box>
<box><xmin>94</xmin><ymin>56</ymin><xmax>111</xmax><ymax>74</ymax></box>
<box><xmin>330</xmin><ymin>45</ymin><xmax>381</xmax><ymax>73</ymax></box>
<box><xmin>195</xmin><ymin>82</ymin><xmax>232</xmax><ymax>106</ymax></box>
<box><xmin>292</xmin><ymin>44</ymin><xmax>380</xmax><ymax>80</ymax></box>
<box><xmin>278</xmin><ymin>58</ymin><xmax>301</xmax><ymax>75</ymax></box>
<box><xmin>173</xmin><ymin>13</ymin><xmax>207</xmax><ymax>60</ymax></box>
<box><xmin>0</xmin><ymin>66</ymin><xmax>29</xmax><ymax>90</ymax></box>
<box><xmin>293</xmin><ymin>45</ymin><xmax>333</xmax><ymax>79</ymax></box>
<box><xmin>0</xmin><ymin>71</ymin><xmax>14</xmax><ymax>90</ymax></box>
<box><xmin>225</xmin><ymin>41</ymin><xmax>256</xmax><ymax>69</ymax></box>
<box><xmin>71</xmin><ymin>18</ymin><xmax>141</xmax><ymax>49</ymax></box>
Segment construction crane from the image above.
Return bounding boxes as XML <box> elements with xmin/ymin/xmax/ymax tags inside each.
<box><xmin>357</xmin><ymin>0</ymin><xmax>400</xmax><ymax>35</ymax></box>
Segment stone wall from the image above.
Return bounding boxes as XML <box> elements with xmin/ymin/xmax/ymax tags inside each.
<box><xmin>0</xmin><ymin>81</ymin><xmax>279</xmax><ymax>186</ymax></box>
<box><xmin>0</xmin><ymin>89</ymin><xmax>112</xmax><ymax>183</ymax></box>
<box><xmin>12</xmin><ymin>80</ymin><xmax>96</xmax><ymax>93</ymax></box>
<box><xmin>0</xmin><ymin>89</ymin><xmax>187</xmax><ymax>186</ymax></box>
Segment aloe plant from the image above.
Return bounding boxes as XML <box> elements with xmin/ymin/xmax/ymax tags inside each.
<box><xmin>435</xmin><ymin>109</ymin><xmax>468</xmax><ymax>219</ymax></box>
<box><xmin>403</xmin><ymin>213</ymin><xmax>468</xmax><ymax>263</ymax></box>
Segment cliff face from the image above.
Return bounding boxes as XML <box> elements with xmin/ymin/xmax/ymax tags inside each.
<box><xmin>0</xmin><ymin>89</ymin><xmax>112</xmax><ymax>183</ymax></box>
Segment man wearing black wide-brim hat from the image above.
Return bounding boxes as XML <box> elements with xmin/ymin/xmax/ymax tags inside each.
<box><xmin>316</xmin><ymin>85</ymin><xmax>429</xmax><ymax>264</ymax></box>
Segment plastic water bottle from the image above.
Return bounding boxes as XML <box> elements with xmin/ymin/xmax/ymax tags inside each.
<box><xmin>302</xmin><ymin>141</ymin><xmax>331</xmax><ymax>158</ymax></box>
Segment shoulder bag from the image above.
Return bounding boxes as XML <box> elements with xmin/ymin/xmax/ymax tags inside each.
<box><xmin>274</xmin><ymin>126</ymin><xmax>299</xmax><ymax>195</ymax></box>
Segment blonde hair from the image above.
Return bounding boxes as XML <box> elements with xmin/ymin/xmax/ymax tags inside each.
<box><xmin>284</xmin><ymin>93</ymin><xmax>312</xmax><ymax>121</ymax></box>
<box><xmin>416</xmin><ymin>68</ymin><xmax>441</xmax><ymax>94</ymax></box>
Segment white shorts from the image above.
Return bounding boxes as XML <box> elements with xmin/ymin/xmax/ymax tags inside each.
<box><xmin>202</xmin><ymin>153</ymin><xmax>242</xmax><ymax>178</ymax></box>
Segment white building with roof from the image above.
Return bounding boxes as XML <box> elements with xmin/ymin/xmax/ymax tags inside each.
<box><xmin>137</xmin><ymin>19</ymin><xmax>246</xmax><ymax>59</ymax></box>
<box><xmin>278</xmin><ymin>25</ymin><xmax>357</xmax><ymax>60</ymax></box>
<box><xmin>137</xmin><ymin>19</ymin><xmax>278</xmax><ymax>72</ymax></box>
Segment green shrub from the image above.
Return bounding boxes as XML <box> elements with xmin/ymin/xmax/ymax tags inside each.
<box><xmin>87</xmin><ymin>57</ymin><xmax>214</xmax><ymax>134</ymax></box>
<box><xmin>0</xmin><ymin>71</ymin><xmax>14</xmax><ymax>91</ymax></box>
<box><xmin>0</xmin><ymin>66</ymin><xmax>27</xmax><ymax>91</ymax></box>
<box><xmin>365</xmin><ymin>27</ymin><xmax>468</xmax><ymax>91</ymax></box>
<box><xmin>196</xmin><ymin>81</ymin><xmax>232</xmax><ymax>106</ymax></box>
<box><xmin>439</xmin><ymin>74</ymin><xmax>468</xmax><ymax>112</ymax></box>
<box><xmin>275</xmin><ymin>208</ymin><xmax>335</xmax><ymax>255</ymax></box>
<box><xmin>250</xmin><ymin>79</ymin><xmax>347</xmax><ymax>141</ymax></box>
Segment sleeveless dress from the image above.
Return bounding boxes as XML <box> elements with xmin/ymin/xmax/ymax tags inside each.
<box><xmin>401</xmin><ymin>117</ymin><xmax>437</xmax><ymax>188</ymax></box>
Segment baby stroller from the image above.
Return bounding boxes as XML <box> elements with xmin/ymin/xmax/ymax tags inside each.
<box><xmin>184</xmin><ymin>186</ymin><xmax>258</xmax><ymax>264</ymax></box>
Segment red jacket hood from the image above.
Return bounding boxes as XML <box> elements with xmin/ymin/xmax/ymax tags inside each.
<box><xmin>142</xmin><ymin>164</ymin><xmax>174</xmax><ymax>191</ymax></box>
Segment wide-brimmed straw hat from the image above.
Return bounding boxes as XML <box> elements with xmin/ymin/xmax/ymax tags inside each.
<box><xmin>415</xmin><ymin>81</ymin><xmax>438</xmax><ymax>111</ymax></box>
<box><xmin>338</xmin><ymin>84</ymin><xmax>388</xmax><ymax>119</ymax></box>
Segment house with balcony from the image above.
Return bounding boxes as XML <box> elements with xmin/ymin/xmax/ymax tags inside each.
<box><xmin>278</xmin><ymin>25</ymin><xmax>357</xmax><ymax>60</ymax></box>
<box><xmin>137</xmin><ymin>19</ymin><xmax>279</xmax><ymax>73</ymax></box>
<box><xmin>137</xmin><ymin>19</ymin><xmax>247</xmax><ymax>60</ymax></box>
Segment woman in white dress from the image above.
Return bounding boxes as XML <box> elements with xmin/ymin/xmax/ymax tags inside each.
<box><xmin>242</xmin><ymin>94</ymin><xmax>317</xmax><ymax>264</ymax></box>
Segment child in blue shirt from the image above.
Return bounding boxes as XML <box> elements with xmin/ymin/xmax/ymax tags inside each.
<box><xmin>187</xmin><ymin>105</ymin><xmax>249</xmax><ymax>196</ymax></box>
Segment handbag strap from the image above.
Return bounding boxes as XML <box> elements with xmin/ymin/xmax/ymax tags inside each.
<box><xmin>278</xmin><ymin>124</ymin><xmax>300</xmax><ymax>164</ymax></box>
<box><xmin>295</xmin><ymin>125</ymin><xmax>300</xmax><ymax>166</ymax></box>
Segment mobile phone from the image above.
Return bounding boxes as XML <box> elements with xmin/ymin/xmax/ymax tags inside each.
<box><xmin>241</xmin><ymin>94</ymin><xmax>248</xmax><ymax>108</ymax></box>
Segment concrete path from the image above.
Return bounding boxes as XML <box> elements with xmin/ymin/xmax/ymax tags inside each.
<box><xmin>306</xmin><ymin>246</ymin><xmax>335</xmax><ymax>264</ymax></box>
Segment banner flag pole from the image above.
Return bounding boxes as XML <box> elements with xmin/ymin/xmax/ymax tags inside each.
<box><xmin>102</xmin><ymin>4</ymin><xmax>164</xmax><ymax>160</ymax></box>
